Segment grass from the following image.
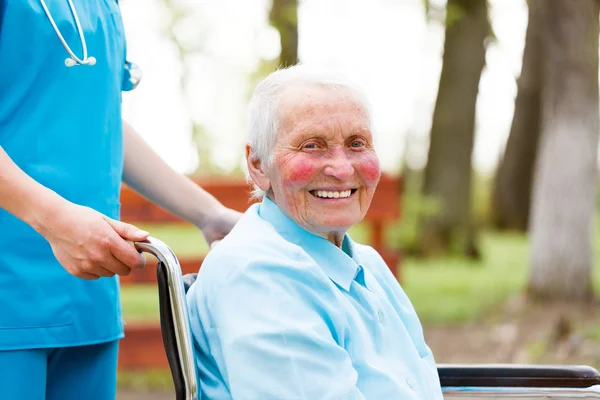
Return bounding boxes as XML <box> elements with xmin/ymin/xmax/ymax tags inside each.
<box><xmin>402</xmin><ymin>231</ymin><xmax>530</xmax><ymax>324</ymax></box>
<box><xmin>121</xmin><ymin>284</ymin><xmax>160</xmax><ymax>322</ymax></box>
<box><xmin>135</xmin><ymin>223</ymin><xmax>209</xmax><ymax>256</ymax></box>
<box><xmin>118</xmin><ymin>369</ymin><xmax>174</xmax><ymax>392</ymax></box>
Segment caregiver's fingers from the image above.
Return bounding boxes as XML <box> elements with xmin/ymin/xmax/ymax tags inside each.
<box><xmin>103</xmin><ymin>217</ymin><xmax>147</xmax><ymax>270</ymax></box>
<box><xmin>107</xmin><ymin>235</ymin><xmax>146</xmax><ymax>271</ymax></box>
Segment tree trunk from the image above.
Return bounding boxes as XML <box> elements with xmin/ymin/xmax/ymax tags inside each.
<box><xmin>491</xmin><ymin>0</ymin><xmax>543</xmax><ymax>232</ymax></box>
<box><xmin>420</xmin><ymin>0</ymin><xmax>489</xmax><ymax>258</ymax></box>
<box><xmin>528</xmin><ymin>0</ymin><xmax>599</xmax><ymax>302</ymax></box>
<box><xmin>270</xmin><ymin>0</ymin><xmax>299</xmax><ymax>67</ymax></box>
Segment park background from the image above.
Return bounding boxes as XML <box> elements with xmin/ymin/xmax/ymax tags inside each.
<box><xmin>115</xmin><ymin>0</ymin><xmax>600</xmax><ymax>397</ymax></box>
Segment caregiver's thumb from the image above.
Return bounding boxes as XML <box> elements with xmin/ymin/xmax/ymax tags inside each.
<box><xmin>103</xmin><ymin>216</ymin><xmax>149</xmax><ymax>242</ymax></box>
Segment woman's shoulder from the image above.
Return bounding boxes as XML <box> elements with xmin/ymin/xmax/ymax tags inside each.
<box><xmin>197</xmin><ymin>210</ymin><xmax>321</xmax><ymax>287</ymax></box>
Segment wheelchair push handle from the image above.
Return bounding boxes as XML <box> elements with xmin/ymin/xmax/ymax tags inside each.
<box><xmin>134</xmin><ymin>237</ymin><xmax>199</xmax><ymax>400</ymax></box>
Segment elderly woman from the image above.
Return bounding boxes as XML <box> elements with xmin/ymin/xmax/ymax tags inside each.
<box><xmin>186</xmin><ymin>65</ymin><xmax>443</xmax><ymax>399</ymax></box>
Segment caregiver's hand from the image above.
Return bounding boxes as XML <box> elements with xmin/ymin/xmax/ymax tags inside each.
<box><xmin>197</xmin><ymin>204</ymin><xmax>241</xmax><ymax>247</ymax></box>
<box><xmin>37</xmin><ymin>201</ymin><xmax>148</xmax><ymax>280</ymax></box>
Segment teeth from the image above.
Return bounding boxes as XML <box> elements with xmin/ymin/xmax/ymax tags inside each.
<box><xmin>314</xmin><ymin>190</ymin><xmax>352</xmax><ymax>199</ymax></box>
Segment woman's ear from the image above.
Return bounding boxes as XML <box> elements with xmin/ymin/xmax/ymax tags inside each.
<box><xmin>246</xmin><ymin>144</ymin><xmax>271</xmax><ymax>191</ymax></box>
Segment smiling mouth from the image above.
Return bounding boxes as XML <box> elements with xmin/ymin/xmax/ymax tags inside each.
<box><xmin>309</xmin><ymin>189</ymin><xmax>358</xmax><ymax>199</ymax></box>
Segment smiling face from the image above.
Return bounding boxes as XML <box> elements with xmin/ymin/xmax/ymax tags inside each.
<box><xmin>247</xmin><ymin>83</ymin><xmax>381</xmax><ymax>246</ymax></box>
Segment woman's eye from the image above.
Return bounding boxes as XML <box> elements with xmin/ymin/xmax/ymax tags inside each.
<box><xmin>303</xmin><ymin>142</ymin><xmax>318</xmax><ymax>150</ymax></box>
<box><xmin>350</xmin><ymin>140</ymin><xmax>364</xmax><ymax>148</ymax></box>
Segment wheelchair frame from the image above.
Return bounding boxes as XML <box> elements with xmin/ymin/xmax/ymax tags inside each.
<box><xmin>136</xmin><ymin>237</ymin><xmax>600</xmax><ymax>400</ymax></box>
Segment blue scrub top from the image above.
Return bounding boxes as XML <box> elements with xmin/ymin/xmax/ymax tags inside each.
<box><xmin>0</xmin><ymin>0</ymin><xmax>130</xmax><ymax>349</ymax></box>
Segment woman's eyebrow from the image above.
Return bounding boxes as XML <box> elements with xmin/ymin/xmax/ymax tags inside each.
<box><xmin>292</xmin><ymin>124</ymin><xmax>372</xmax><ymax>142</ymax></box>
<box><xmin>350</xmin><ymin>127</ymin><xmax>372</xmax><ymax>136</ymax></box>
<box><xmin>294</xmin><ymin>128</ymin><xmax>326</xmax><ymax>141</ymax></box>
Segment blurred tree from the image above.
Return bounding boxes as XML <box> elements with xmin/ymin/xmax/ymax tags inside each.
<box><xmin>491</xmin><ymin>0</ymin><xmax>542</xmax><ymax>232</ymax></box>
<box><xmin>419</xmin><ymin>0</ymin><xmax>490</xmax><ymax>258</ymax></box>
<box><xmin>247</xmin><ymin>0</ymin><xmax>299</xmax><ymax>104</ymax></box>
<box><xmin>160</xmin><ymin>0</ymin><xmax>215</xmax><ymax>176</ymax></box>
<box><xmin>269</xmin><ymin>0</ymin><xmax>299</xmax><ymax>67</ymax></box>
<box><xmin>528</xmin><ymin>0</ymin><xmax>599</xmax><ymax>302</ymax></box>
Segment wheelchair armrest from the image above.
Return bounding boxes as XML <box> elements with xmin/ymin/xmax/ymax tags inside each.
<box><xmin>182</xmin><ymin>273</ymin><xmax>198</xmax><ymax>294</ymax></box>
<box><xmin>438</xmin><ymin>364</ymin><xmax>600</xmax><ymax>388</ymax></box>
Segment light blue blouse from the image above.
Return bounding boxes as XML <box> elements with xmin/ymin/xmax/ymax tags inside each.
<box><xmin>187</xmin><ymin>196</ymin><xmax>443</xmax><ymax>399</ymax></box>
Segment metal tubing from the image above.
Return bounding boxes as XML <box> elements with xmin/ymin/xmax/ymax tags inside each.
<box><xmin>134</xmin><ymin>237</ymin><xmax>198</xmax><ymax>400</ymax></box>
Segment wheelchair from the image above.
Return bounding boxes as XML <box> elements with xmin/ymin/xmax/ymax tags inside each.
<box><xmin>135</xmin><ymin>237</ymin><xmax>600</xmax><ymax>400</ymax></box>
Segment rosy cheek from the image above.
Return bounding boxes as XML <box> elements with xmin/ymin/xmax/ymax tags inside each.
<box><xmin>356</xmin><ymin>154</ymin><xmax>381</xmax><ymax>184</ymax></box>
<box><xmin>280</xmin><ymin>156</ymin><xmax>319</xmax><ymax>187</ymax></box>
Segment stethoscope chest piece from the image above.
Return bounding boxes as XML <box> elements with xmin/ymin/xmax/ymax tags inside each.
<box><xmin>40</xmin><ymin>0</ymin><xmax>142</xmax><ymax>91</ymax></box>
<box><xmin>122</xmin><ymin>61</ymin><xmax>143</xmax><ymax>91</ymax></box>
<box><xmin>65</xmin><ymin>56</ymin><xmax>96</xmax><ymax>67</ymax></box>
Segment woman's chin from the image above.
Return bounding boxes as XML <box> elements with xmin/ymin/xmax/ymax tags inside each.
<box><xmin>309</xmin><ymin>220</ymin><xmax>359</xmax><ymax>235</ymax></box>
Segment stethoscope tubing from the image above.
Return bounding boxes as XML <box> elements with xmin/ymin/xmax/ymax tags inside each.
<box><xmin>37</xmin><ymin>0</ymin><xmax>142</xmax><ymax>89</ymax></box>
<box><xmin>39</xmin><ymin>0</ymin><xmax>96</xmax><ymax>66</ymax></box>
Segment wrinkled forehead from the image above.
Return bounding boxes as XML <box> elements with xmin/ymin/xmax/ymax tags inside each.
<box><xmin>276</xmin><ymin>84</ymin><xmax>371</xmax><ymax>133</ymax></box>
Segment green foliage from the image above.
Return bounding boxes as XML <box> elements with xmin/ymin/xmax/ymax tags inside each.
<box><xmin>159</xmin><ymin>0</ymin><xmax>217</xmax><ymax>176</ymax></box>
<box><xmin>403</xmin><ymin>231</ymin><xmax>529</xmax><ymax>323</ymax></box>
<box><xmin>384</xmin><ymin>171</ymin><xmax>441</xmax><ymax>254</ymax></box>
<box><xmin>386</xmin><ymin>191</ymin><xmax>441</xmax><ymax>254</ymax></box>
<box><xmin>386</xmin><ymin>168</ymin><xmax>496</xmax><ymax>257</ymax></box>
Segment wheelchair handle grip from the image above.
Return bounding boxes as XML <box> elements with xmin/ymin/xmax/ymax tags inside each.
<box><xmin>134</xmin><ymin>237</ymin><xmax>198</xmax><ymax>400</ymax></box>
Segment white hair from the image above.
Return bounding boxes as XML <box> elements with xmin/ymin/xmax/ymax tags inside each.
<box><xmin>246</xmin><ymin>64</ymin><xmax>374</xmax><ymax>198</ymax></box>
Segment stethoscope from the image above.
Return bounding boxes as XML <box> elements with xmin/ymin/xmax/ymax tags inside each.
<box><xmin>39</xmin><ymin>0</ymin><xmax>142</xmax><ymax>90</ymax></box>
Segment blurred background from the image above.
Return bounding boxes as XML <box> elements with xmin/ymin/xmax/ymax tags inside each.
<box><xmin>115</xmin><ymin>0</ymin><xmax>600</xmax><ymax>397</ymax></box>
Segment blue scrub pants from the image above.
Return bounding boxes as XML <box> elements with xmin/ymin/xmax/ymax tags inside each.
<box><xmin>0</xmin><ymin>340</ymin><xmax>119</xmax><ymax>400</ymax></box>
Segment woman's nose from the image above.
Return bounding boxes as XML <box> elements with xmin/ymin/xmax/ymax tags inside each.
<box><xmin>323</xmin><ymin>149</ymin><xmax>355</xmax><ymax>180</ymax></box>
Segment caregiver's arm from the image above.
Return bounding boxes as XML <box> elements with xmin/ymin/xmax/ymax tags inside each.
<box><xmin>122</xmin><ymin>121</ymin><xmax>240</xmax><ymax>246</ymax></box>
<box><xmin>190</xmin><ymin>259</ymin><xmax>367</xmax><ymax>400</ymax></box>
<box><xmin>0</xmin><ymin>146</ymin><xmax>146</xmax><ymax>279</ymax></box>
